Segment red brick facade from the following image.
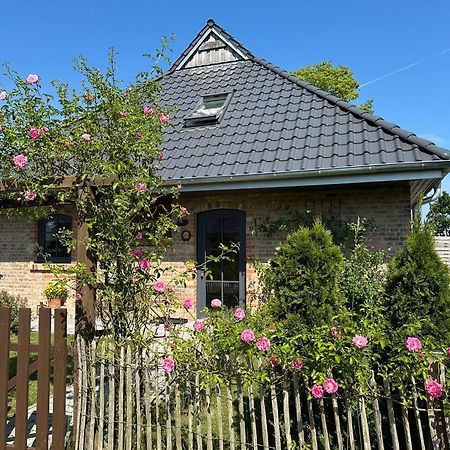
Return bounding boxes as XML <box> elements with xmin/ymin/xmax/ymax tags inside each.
<box><xmin>0</xmin><ymin>183</ymin><xmax>411</xmax><ymax>317</ymax></box>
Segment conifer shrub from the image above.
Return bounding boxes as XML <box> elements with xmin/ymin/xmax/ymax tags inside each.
<box><xmin>385</xmin><ymin>218</ymin><xmax>450</xmax><ymax>343</ymax></box>
<box><xmin>264</xmin><ymin>220</ymin><xmax>344</xmax><ymax>335</ymax></box>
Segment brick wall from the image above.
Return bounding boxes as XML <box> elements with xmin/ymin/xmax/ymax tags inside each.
<box><xmin>0</xmin><ymin>183</ymin><xmax>412</xmax><ymax>319</ymax></box>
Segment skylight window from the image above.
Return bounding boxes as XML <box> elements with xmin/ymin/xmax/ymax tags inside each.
<box><xmin>184</xmin><ymin>92</ymin><xmax>231</xmax><ymax>127</ymax></box>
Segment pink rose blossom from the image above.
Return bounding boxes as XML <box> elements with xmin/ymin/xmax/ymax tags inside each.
<box><xmin>26</xmin><ymin>74</ymin><xmax>39</xmax><ymax>84</ymax></box>
<box><xmin>211</xmin><ymin>298</ymin><xmax>222</xmax><ymax>309</ymax></box>
<box><xmin>447</xmin><ymin>347</ymin><xmax>450</xmax><ymax>358</ymax></box>
<box><xmin>181</xmin><ymin>207</ymin><xmax>190</xmax><ymax>216</ymax></box>
<box><xmin>24</xmin><ymin>191</ymin><xmax>36</xmax><ymax>202</ymax></box>
<box><xmin>157</xmin><ymin>152</ymin><xmax>164</xmax><ymax>162</ymax></box>
<box><xmin>143</xmin><ymin>106</ymin><xmax>153</xmax><ymax>116</ymax></box>
<box><xmin>132</xmin><ymin>248</ymin><xmax>143</xmax><ymax>258</ymax></box>
<box><xmin>193</xmin><ymin>321</ymin><xmax>204</xmax><ymax>332</ymax></box>
<box><xmin>41</xmin><ymin>126</ymin><xmax>49</xmax><ymax>133</ymax></box>
<box><xmin>159</xmin><ymin>112</ymin><xmax>169</xmax><ymax>123</ymax></box>
<box><xmin>81</xmin><ymin>133</ymin><xmax>91</xmax><ymax>141</ymax></box>
<box><xmin>256</xmin><ymin>337</ymin><xmax>271</xmax><ymax>351</ymax></box>
<box><xmin>0</xmin><ymin>91</ymin><xmax>7</xmax><ymax>100</ymax></box>
<box><xmin>353</xmin><ymin>335</ymin><xmax>368</xmax><ymax>349</ymax></box>
<box><xmin>292</xmin><ymin>358</ymin><xmax>304</xmax><ymax>370</ymax></box>
<box><xmin>241</xmin><ymin>329</ymin><xmax>255</xmax><ymax>343</ymax></box>
<box><xmin>405</xmin><ymin>337</ymin><xmax>422</xmax><ymax>352</ymax></box>
<box><xmin>269</xmin><ymin>355</ymin><xmax>279</xmax><ymax>367</ymax></box>
<box><xmin>154</xmin><ymin>280</ymin><xmax>166</xmax><ymax>293</ymax></box>
<box><xmin>234</xmin><ymin>308</ymin><xmax>246</xmax><ymax>320</ymax></box>
<box><xmin>323</xmin><ymin>378</ymin><xmax>339</xmax><ymax>394</ymax></box>
<box><xmin>161</xmin><ymin>357</ymin><xmax>175</xmax><ymax>373</ymax></box>
<box><xmin>183</xmin><ymin>298</ymin><xmax>194</xmax><ymax>310</ymax></box>
<box><xmin>119</xmin><ymin>111</ymin><xmax>127</xmax><ymax>117</ymax></box>
<box><xmin>136</xmin><ymin>131</ymin><xmax>142</xmax><ymax>138</ymax></box>
<box><xmin>311</xmin><ymin>384</ymin><xmax>324</xmax><ymax>399</ymax></box>
<box><xmin>28</xmin><ymin>128</ymin><xmax>40</xmax><ymax>140</ymax></box>
<box><xmin>139</xmin><ymin>259</ymin><xmax>150</xmax><ymax>270</ymax></box>
<box><xmin>75</xmin><ymin>293</ymin><xmax>82</xmax><ymax>301</ymax></box>
<box><xmin>84</xmin><ymin>92</ymin><xmax>94</xmax><ymax>102</ymax></box>
<box><xmin>425</xmin><ymin>380</ymin><xmax>443</xmax><ymax>399</ymax></box>
<box><xmin>13</xmin><ymin>154</ymin><xmax>28</xmax><ymax>169</ymax></box>
<box><xmin>136</xmin><ymin>231</ymin><xmax>143</xmax><ymax>240</ymax></box>
<box><xmin>136</xmin><ymin>182</ymin><xmax>148</xmax><ymax>194</ymax></box>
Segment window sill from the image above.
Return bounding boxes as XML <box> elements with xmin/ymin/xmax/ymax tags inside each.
<box><xmin>30</xmin><ymin>262</ymin><xmax>73</xmax><ymax>272</ymax></box>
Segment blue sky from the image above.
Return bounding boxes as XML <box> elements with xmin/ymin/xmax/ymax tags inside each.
<box><xmin>2</xmin><ymin>0</ymin><xmax>450</xmax><ymax>190</ymax></box>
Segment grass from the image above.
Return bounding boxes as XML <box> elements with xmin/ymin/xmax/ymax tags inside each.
<box><xmin>7</xmin><ymin>332</ymin><xmax>74</xmax><ymax>415</ymax></box>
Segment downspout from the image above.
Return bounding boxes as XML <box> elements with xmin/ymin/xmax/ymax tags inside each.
<box><xmin>414</xmin><ymin>181</ymin><xmax>442</xmax><ymax>219</ymax></box>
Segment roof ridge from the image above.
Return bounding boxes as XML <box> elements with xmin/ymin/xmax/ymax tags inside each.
<box><xmin>252</xmin><ymin>56</ymin><xmax>450</xmax><ymax>161</ymax></box>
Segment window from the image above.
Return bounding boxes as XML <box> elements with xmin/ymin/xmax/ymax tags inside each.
<box><xmin>184</xmin><ymin>92</ymin><xmax>231</xmax><ymax>127</ymax></box>
<box><xmin>37</xmin><ymin>214</ymin><xmax>72</xmax><ymax>263</ymax></box>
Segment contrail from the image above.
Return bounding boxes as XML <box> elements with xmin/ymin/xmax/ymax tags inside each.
<box><xmin>360</xmin><ymin>48</ymin><xmax>450</xmax><ymax>88</ymax></box>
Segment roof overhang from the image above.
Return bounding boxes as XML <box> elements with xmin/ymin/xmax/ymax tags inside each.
<box><xmin>164</xmin><ymin>161</ymin><xmax>450</xmax><ymax>193</ymax></box>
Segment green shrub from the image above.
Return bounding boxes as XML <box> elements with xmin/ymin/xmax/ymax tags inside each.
<box><xmin>264</xmin><ymin>220</ymin><xmax>345</xmax><ymax>335</ymax></box>
<box><xmin>0</xmin><ymin>290</ymin><xmax>28</xmax><ymax>334</ymax></box>
<box><xmin>385</xmin><ymin>218</ymin><xmax>450</xmax><ymax>343</ymax></box>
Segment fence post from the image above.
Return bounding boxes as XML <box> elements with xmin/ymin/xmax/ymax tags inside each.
<box><xmin>0</xmin><ymin>307</ymin><xmax>11</xmax><ymax>450</ymax></box>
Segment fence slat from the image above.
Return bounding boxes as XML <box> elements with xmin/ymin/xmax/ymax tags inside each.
<box><xmin>155</xmin><ymin>369</ymin><xmax>162</xmax><ymax>450</ymax></box>
<box><xmin>306</xmin><ymin>382</ymin><xmax>318</xmax><ymax>450</ymax></box>
<box><xmin>205</xmin><ymin>386</ymin><xmax>213</xmax><ymax>450</ymax></box>
<box><xmin>248</xmin><ymin>382</ymin><xmax>258</xmax><ymax>450</ymax></box>
<box><xmin>383</xmin><ymin>380</ymin><xmax>400</xmax><ymax>450</ymax></box>
<box><xmin>319</xmin><ymin>398</ymin><xmax>331</xmax><ymax>450</ymax></box>
<box><xmin>174</xmin><ymin>382</ymin><xmax>182</xmax><ymax>450</ymax></box>
<box><xmin>226</xmin><ymin>382</ymin><xmax>235</xmax><ymax>450</ymax></box>
<box><xmin>118</xmin><ymin>346</ymin><xmax>125</xmax><ymax>450</ymax></box>
<box><xmin>188</xmin><ymin>380</ymin><xmax>194</xmax><ymax>450</ymax></box>
<box><xmin>87</xmin><ymin>339</ymin><xmax>96</xmax><ymax>450</ymax></box>
<box><xmin>399</xmin><ymin>389</ymin><xmax>413</xmax><ymax>450</ymax></box>
<box><xmin>359</xmin><ymin>396</ymin><xmax>371</xmax><ymax>450</ymax></box>
<box><xmin>283</xmin><ymin>378</ymin><xmax>292</xmax><ymax>449</ymax></box>
<box><xmin>195</xmin><ymin>374</ymin><xmax>203</xmax><ymax>450</ymax></box>
<box><xmin>270</xmin><ymin>380</ymin><xmax>282</xmax><ymax>450</ymax></box>
<box><xmin>77</xmin><ymin>336</ymin><xmax>87</xmax><ymax>450</ymax></box>
<box><xmin>0</xmin><ymin>308</ymin><xmax>11</xmax><ymax>450</ymax></box>
<box><xmin>411</xmin><ymin>376</ymin><xmax>426</xmax><ymax>450</ymax></box>
<box><xmin>237</xmin><ymin>376</ymin><xmax>246</xmax><ymax>450</ymax></box>
<box><xmin>259</xmin><ymin>385</ymin><xmax>269</xmax><ymax>450</ymax></box>
<box><xmin>107</xmin><ymin>343</ymin><xmax>116</xmax><ymax>450</ymax></box>
<box><xmin>36</xmin><ymin>308</ymin><xmax>51</xmax><ymax>450</ymax></box>
<box><xmin>427</xmin><ymin>397</ymin><xmax>440</xmax><ymax>450</ymax></box>
<box><xmin>293</xmin><ymin>373</ymin><xmax>305</xmax><ymax>449</ymax></box>
<box><xmin>216</xmin><ymin>384</ymin><xmax>224</xmax><ymax>450</ymax></box>
<box><xmin>98</xmin><ymin>341</ymin><xmax>105</xmax><ymax>450</ymax></box>
<box><xmin>331</xmin><ymin>394</ymin><xmax>343</xmax><ymax>450</ymax></box>
<box><xmin>135</xmin><ymin>354</ymin><xmax>141</xmax><ymax>450</ymax></box>
<box><xmin>126</xmin><ymin>345</ymin><xmax>132</xmax><ymax>450</ymax></box>
<box><xmin>15</xmin><ymin>308</ymin><xmax>31</xmax><ymax>450</ymax></box>
<box><xmin>143</xmin><ymin>350</ymin><xmax>152</xmax><ymax>450</ymax></box>
<box><xmin>165</xmin><ymin>374</ymin><xmax>172</xmax><ymax>450</ymax></box>
<box><xmin>346</xmin><ymin>398</ymin><xmax>355</xmax><ymax>450</ymax></box>
<box><xmin>369</xmin><ymin>373</ymin><xmax>384</xmax><ymax>450</ymax></box>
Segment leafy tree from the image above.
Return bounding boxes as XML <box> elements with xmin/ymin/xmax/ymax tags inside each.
<box><xmin>263</xmin><ymin>220</ymin><xmax>345</xmax><ymax>335</ymax></box>
<box><xmin>292</xmin><ymin>61</ymin><xmax>374</xmax><ymax>113</ymax></box>
<box><xmin>427</xmin><ymin>191</ymin><xmax>450</xmax><ymax>236</ymax></box>
<box><xmin>385</xmin><ymin>217</ymin><xmax>450</xmax><ymax>343</ymax></box>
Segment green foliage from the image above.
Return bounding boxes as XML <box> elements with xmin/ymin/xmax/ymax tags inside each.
<box><xmin>292</xmin><ymin>61</ymin><xmax>374</xmax><ymax>113</ymax></box>
<box><xmin>0</xmin><ymin>290</ymin><xmax>27</xmax><ymax>333</ymax></box>
<box><xmin>264</xmin><ymin>220</ymin><xmax>344</xmax><ymax>335</ymax></box>
<box><xmin>427</xmin><ymin>191</ymin><xmax>450</xmax><ymax>236</ymax></box>
<box><xmin>385</xmin><ymin>217</ymin><xmax>450</xmax><ymax>343</ymax></box>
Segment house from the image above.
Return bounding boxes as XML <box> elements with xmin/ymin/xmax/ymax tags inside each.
<box><xmin>1</xmin><ymin>19</ymin><xmax>449</xmax><ymax>317</ymax></box>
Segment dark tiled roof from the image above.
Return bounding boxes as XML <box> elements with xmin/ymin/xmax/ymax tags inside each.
<box><xmin>158</xmin><ymin>21</ymin><xmax>450</xmax><ymax>185</ymax></box>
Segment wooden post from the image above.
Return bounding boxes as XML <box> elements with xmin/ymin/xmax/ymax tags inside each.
<box><xmin>383</xmin><ymin>380</ymin><xmax>400</xmax><ymax>450</ymax></box>
<box><xmin>0</xmin><ymin>308</ymin><xmax>11</xmax><ymax>450</ymax></box>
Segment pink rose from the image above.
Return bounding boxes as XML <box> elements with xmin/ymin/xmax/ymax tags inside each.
<box><xmin>13</xmin><ymin>154</ymin><xmax>28</xmax><ymax>169</ymax></box>
<box><xmin>26</xmin><ymin>74</ymin><xmax>39</xmax><ymax>84</ymax></box>
<box><xmin>292</xmin><ymin>358</ymin><xmax>304</xmax><ymax>370</ymax></box>
<box><xmin>181</xmin><ymin>207</ymin><xmax>190</xmax><ymax>216</ymax></box>
<box><xmin>136</xmin><ymin>231</ymin><xmax>143</xmax><ymax>240</ymax></box>
<box><xmin>132</xmin><ymin>248</ymin><xmax>143</xmax><ymax>258</ymax></box>
<box><xmin>119</xmin><ymin>111</ymin><xmax>127</xmax><ymax>117</ymax></box>
<box><xmin>143</xmin><ymin>107</ymin><xmax>153</xmax><ymax>116</ymax></box>
<box><xmin>28</xmin><ymin>128</ymin><xmax>40</xmax><ymax>140</ymax></box>
<box><xmin>447</xmin><ymin>347</ymin><xmax>450</xmax><ymax>358</ymax></box>
<box><xmin>81</xmin><ymin>133</ymin><xmax>91</xmax><ymax>141</ymax></box>
<box><xmin>425</xmin><ymin>380</ymin><xmax>443</xmax><ymax>399</ymax></box>
<box><xmin>0</xmin><ymin>91</ymin><xmax>7</xmax><ymax>100</ymax></box>
<box><xmin>211</xmin><ymin>298</ymin><xmax>222</xmax><ymax>309</ymax></box>
<box><xmin>136</xmin><ymin>182</ymin><xmax>148</xmax><ymax>194</ymax></box>
<box><xmin>159</xmin><ymin>112</ymin><xmax>169</xmax><ymax>123</ymax></box>
<box><xmin>154</xmin><ymin>280</ymin><xmax>166</xmax><ymax>293</ymax></box>
<box><xmin>24</xmin><ymin>191</ymin><xmax>36</xmax><ymax>202</ymax></box>
<box><xmin>193</xmin><ymin>321</ymin><xmax>204</xmax><ymax>332</ymax></box>
<box><xmin>84</xmin><ymin>92</ymin><xmax>94</xmax><ymax>102</ymax></box>
<box><xmin>157</xmin><ymin>152</ymin><xmax>164</xmax><ymax>162</ymax></box>
<box><xmin>311</xmin><ymin>384</ymin><xmax>324</xmax><ymax>399</ymax></box>
<box><xmin>234</xmin><ymin>308</ymin><xmax>246</xmax><ymax>320</ymax></box>
<box><xmin>183</xmin><ymin>298</ymin><xmax>194</xmax><ymax>310</ymax></box>
<box><xmin>256</xmin><ymin>337</ymin><xmax>271</xmax><ymax>351</ymax></box>
<box><xmin>41</xmin><ymin>126</ymin><xmax>49</xmax><ymax>133</ymax></box>
<box><xmin>139</xmin><ymin>259</ymin><xmax>150</xmax><ymax>270</ymax></box>
<box><xmin>136</xmin><ymin>131</ymin><xmax>142</xmax><ymax>138</ymax></box>
<box><xmin>269</xmin><ymin>355</ymin><xmax>279</xmax><ymax>367</ymax></box>
<box><xmin>75</xmin><ymin>293</ymin><xmax>82</xmax><ymax>301</ymax></box>
<box><xmin>161</xmin><ymin>357</ymin><xmax>175</xmax><ymax>373</ymax></box>
<box><xmin>241</xmin><ymin>329</ymin><xmax>255</xmax><ymax>343</ymax></box>
<box><xmin>405</xmin><ymin>337</ymin><xmax>422</xmax><ymax>352</ymax></box>
<box><xmin>353</xmin><ymin>335</ymin><xmax>368</xmax><ymax>349</ymax></box>
<box><xmin>323</xmin><ymin>378</ymin><xmax>339</xmax><ymax>394</ymax></box>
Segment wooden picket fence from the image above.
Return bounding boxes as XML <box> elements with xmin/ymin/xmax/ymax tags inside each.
<box><xmin>74</xmin><ymin>337</ymin><xmax>450</xmax><ymax>450</ymax></box>
<box><xmin>0</xmin><ymin>307</ymin><xmax>68</xmax><ymax>450</ymax></box>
